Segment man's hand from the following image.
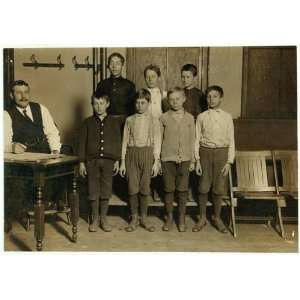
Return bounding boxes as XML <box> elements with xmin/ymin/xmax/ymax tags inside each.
<box><xmin>113</xmin><ymin>161</ymin><xmax>119</xmax><ymax>176</ymax></box>
<box><xmin>119</xmin><ymin>160</ymin><xmax>126</xmax><ymax>177</ymax></box>
<box><xmin>195</xmin><ymin>160</ymin><xmax>202</xmax><ymax>176</ymax></box>
<box><xmin>221</xmin><ymin>163</ymin><xmax>231</xmax><ymax>177</ymax></box>
<box><xmin>189</xmin><ymin>161</ymin><xmax>195</xmax><ymax>172</ymax></box>
<box><xmin>151</xmin><ymin>160</ymin><xmax>160</xmax><ymax>177</ymax></box>
<box><xmin>12</xmin><ymin>143</ymin><xmax>27</xmax><ymax>154</ymax></box>
<box><xmin>79</xmin><ymin>162</ymin><xmax>87</xmax><ymax>178</ymax></box>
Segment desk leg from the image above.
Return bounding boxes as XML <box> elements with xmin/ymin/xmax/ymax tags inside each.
<box><xmin>34</xmin><ymin>186</ymin><xmax>45</xmax><ymax>251</ymax></box>
<box><xmin>70</xmin><ymin>176</ymin><xmax>79</xmax><ymax>242</ymax></box>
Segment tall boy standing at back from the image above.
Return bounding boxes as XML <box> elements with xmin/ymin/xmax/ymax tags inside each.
<box><xmin>160</xmin><ymin>87</ymin><xmax>195</xmax><ymax>232</ymax></box>
<box><xmin>95</xmin><ymin>52</ymin><xmax>136</xmax><ymax>121</ymax></box>
<box><xmin>194</xmin><ymin>85</ymin><xmax>235</xmax><ymax>233</ymax></box>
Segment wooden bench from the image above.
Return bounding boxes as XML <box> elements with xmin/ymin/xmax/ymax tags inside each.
<box><xmin>273</xmin><ymin>150</ymin><xmax>298</xmax><ymax>200</ymax></box>
<box><xmin>273</xmin><ymin>150</ymin><xmax>298</xmax><ymax>225</ymax></box>
<box><xmin>231</xmin><ymin>151</ymin><xmax>287</xmax><ymax>238</ymax></box>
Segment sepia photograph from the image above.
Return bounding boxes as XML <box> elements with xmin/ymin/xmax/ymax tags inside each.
<box><xmin>1</xmin><ymin>1</ymin><xmax>300</xmax><ymax>300</ymax></box>
<box><xmin>3</xmin><ymin>46</ymin><xmax>298</xmax><ymax>252</ymax></box>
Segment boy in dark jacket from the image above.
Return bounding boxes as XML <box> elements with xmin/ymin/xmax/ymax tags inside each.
<box><xmin>78</xmin><ymin>93</ymin><xmax>122</xmax><ymax>232</ymax></box>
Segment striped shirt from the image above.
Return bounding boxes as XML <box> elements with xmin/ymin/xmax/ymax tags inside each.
<box><xmin>121</xmin><ymin>112</ymin><xmax>161</xmax><ymax>160</ymax></box>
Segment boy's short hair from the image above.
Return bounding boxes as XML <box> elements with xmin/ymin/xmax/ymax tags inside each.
<box><xmin>167</xmin><ymin>86</ymin><xmax>185</xmax><ymax>99</ymax></box>
<box><xmin>92</xmin><ymin>91</ymin><xmax>110</xmax><ymax>104</ymax></box>
<box><xmin>206</xmin><ymin>85</ymin><xmax>224</xmax><ymax>97</ymax></box>
<box><xmin>108</xmin><ymin>52</ymin><xmax>125</xmax><ymax>65</ymax></box>
<box><xmin>135</xmin><ymin>88</ymin><xmax>151</xmax><ymax>102</ymax></box>
<box><xmin>11</xmin><ymin>80</ymin><xmax>29</xmax><ymax>92</ymax></box>
<box><xmin>144</xmin><ymin>64</ymin><xmax>161</xmax><ymax>78</ymax></box>
<box><xmin>181</xmin><ymin>64</ymin><xmax>198</xmax><ymax>76</ymax></box>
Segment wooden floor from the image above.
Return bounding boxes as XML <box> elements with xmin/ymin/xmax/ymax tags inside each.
<box><xmin>4</xmin><ymin>213</ymin><xmax>298</xmax><ymax>252</ymax></box>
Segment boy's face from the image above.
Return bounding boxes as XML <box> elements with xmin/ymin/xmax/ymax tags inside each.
<box><xmin>11</xmin><ymin>85</ymin><xmax>30</xmax><ymax>108</ymax></box>
<box><xmin>108</xmin><ymin>56</ymin><xmax>123</xmax><ymax>77</ymax></box>
<box><xmin>145</xmin><ymin>69</ymin><xmax>159</xmax><ymax>88</ymax></box>
<box><xmin>135</xmin><ymin>98</ymin><xmax>149</xmax><ymax>114</ymax></box>
<box><xmin>181</xmin><ymin>70</ymin><xmax>195</xmax><ymax>89</ymax></box>
<box><xmin>92</xmin><ymin>97</ymin><xmax>110</xmax><ymax>115</ymax></box>
<box><xmin>207</xmin><ymin>90</ymin><xmax>223</xmax><ymax>109</ymax></box>
<box><xmin>168</xmin><ymin>91</ymin><xmax>186</xmax><ymax>111</ymax></box>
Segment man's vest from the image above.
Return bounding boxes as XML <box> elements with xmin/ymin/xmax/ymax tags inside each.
<box><xmin>7</xmin><ymin>102</ymin><xmax>50</xmax><ymax>153</ymax></box>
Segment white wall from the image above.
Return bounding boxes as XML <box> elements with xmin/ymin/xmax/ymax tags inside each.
<box><xmin>14</xmin><ymin>48</ymin><xmax>94</xmax><ymax>146</ymax></box>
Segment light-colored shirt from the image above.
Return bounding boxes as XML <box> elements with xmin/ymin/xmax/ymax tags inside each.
<box><xmin>160</xmin><ymin>110</ymin><xmax>195</xmax><ymax>163</ymax></box>
<box><xmin>4</xmin><ymin>103</ymin><xmax>61</xmax><ymax>153</ymax></box>
<box><xmin>195</xmin><ymin>108</ymin><xmax>235</xmax><ymax>163</ymax></box>
<box><xmin>147</xmin><ymin>87</ymin><xmax>167</xmax><ymax>119</ymax></box>
<box><xmin>121</xmin><ymin>112</ymin><xmax>161</xmax><ymax>160</ymax></box>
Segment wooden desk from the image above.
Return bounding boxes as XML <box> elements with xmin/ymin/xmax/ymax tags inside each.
<box><xmin>4</xmin><ymin>153</ymin><xmax>80</xmax><ymax>251</ymax></box>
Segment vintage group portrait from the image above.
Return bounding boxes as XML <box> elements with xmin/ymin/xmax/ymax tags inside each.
<box><xmin>2</xmin><ymin>46</ymin><xmax>298</xmax><ymax>252</ymax></box>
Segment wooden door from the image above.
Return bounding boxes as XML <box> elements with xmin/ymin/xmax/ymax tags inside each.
<box><xmin>127</xmin><ymin>47</ymin><xmax>208</xmax><ymax>92</ymax></box>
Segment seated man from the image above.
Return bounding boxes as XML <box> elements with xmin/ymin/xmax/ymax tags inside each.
<box><xmin>4</xmin><ymin>80</ymin><xmax>61</xmax><ymax>154</ymax></box>
<box><xmin>4</xmin><ymin>80</ymin><xmax>63</xmax><ymax>215</ymax></box>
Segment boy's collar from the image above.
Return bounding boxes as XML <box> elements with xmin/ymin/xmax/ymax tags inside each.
<box><xmin>184</xmin><ymin>85</ymin><xmax>195</xmax><ymax>90</ymax></box>
<box><xmin>95</xmin><ymin>112</ymin><xmax>107</xmax><ymax>120</ymax></box>
<box><xmin>208</xmin><ymin>108</ymin><xmax>222</xmax><ymax>112</ymax></box>
<box><xmin>148</xmin><ymin>87</ymin><xmax>160</xmax><ymax>91</ymax></box>
<box><xmin>170</xmin><ymin>108</ymin><xmax>185</xmax><ymax>115</ymax></box>
<box><xmin>135</xmin><ymin>111</ymin><xmax>149</xmax><ymax>117</ymax></box>
<box><xmin>110</xmin><ymin>75</ymin><xmax>122</xmax><ymax>80</ymax></box>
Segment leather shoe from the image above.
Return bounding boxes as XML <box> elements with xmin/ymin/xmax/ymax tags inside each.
<box><xmin>212</xmin><ymin>216</ymin><xmax>228</xmax><ymax>234</ymax></box>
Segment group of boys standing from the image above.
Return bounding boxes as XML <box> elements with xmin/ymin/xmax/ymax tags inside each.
<box><xmin>78</xmin><ymin>52</ymin><xmax>235</xmax><ymax>234</ymax></box>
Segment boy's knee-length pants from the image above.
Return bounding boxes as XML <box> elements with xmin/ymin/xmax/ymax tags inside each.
<box><xmin>198</xmin><ymin>147</ymin><xmax>228</xmax><ymax>195</ymax></box>
<box><xmin>125</xmin><ymin>146</ymin><xmax>154</xmax><ymax>196</ymax></box>
<box><xmin>87</xmin><ymin>158</ymin><xmax>114</xmax><ymax>200</ymax></box>
<box><xmin>162</xmin><ymin>161</ymin><xmax>190</xmax><ymax>193</ymax></box>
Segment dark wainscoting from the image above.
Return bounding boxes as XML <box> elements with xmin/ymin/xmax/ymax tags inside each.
<box><xmin>234</xmin><ymin>118</ymin><xmax>297</xmax><ymax>151</ymax></box>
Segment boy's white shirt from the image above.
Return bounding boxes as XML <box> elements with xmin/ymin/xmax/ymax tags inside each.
<box><xmin>195</xmin><ymin>108</ymin><xmax>235</xmax><ymax>164</ymax></box>
<box><xmin>147</xmin><ymin>87</ymin><xmax>167</xmax><ymax>119</ymax></box>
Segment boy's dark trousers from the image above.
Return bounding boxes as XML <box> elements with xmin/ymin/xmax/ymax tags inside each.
<box><xmin>162</xmin><ymin>161</ymin><xmax>190</xmax><ymax>231</ymax></box>
<box><xmin>87</xmin><ymin>158</ymin><xmax>115</xmax><ymax>232</ymax></box>
<box><xmin>196</xmin><ymin>147</ymin><xmax>228</xmax><ymax>232</ymax></box>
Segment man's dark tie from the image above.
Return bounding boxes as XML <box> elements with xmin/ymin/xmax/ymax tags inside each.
<box><xmin>22</xmin><ymin>109</ymin><xmax>32</xmax><ymax>122</ymax></box>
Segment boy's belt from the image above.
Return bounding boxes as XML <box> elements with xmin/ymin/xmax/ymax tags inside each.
<box><xmin>200</xmin><ymin>145</ymin><xmax>228</xmax><ymax>150</ymax></box>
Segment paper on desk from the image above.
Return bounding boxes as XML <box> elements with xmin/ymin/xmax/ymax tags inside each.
<box><xmin>4</xmin><ymin>152</ymin><xmax>64</xmax><ymax>162</ymax></box>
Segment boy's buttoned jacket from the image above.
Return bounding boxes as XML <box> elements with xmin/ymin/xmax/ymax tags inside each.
<box><xmin>160</xmin><ymin>110</ymin><xmax>195</xmax><ymax>163</ymax></box>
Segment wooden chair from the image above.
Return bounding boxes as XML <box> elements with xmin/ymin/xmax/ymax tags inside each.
<box><xmin>272</xmin><ymin>150</ymin><xmax>298</xmax><ymax>200</ymax></box>
<box><xmin>231</xmin><ymin>151</ymin><xmax>287</xmax><ymax>238</ymax></box>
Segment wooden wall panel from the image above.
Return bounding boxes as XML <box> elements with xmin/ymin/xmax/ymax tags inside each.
<box><xmin>242</xmin><ymin>46</ymin><xmax>297</xmax><ymax>119</ymax></box>
<box><xmin>279</xmin><ymin>48</ymin><xmax>297</xmax><ymax>116</ymax></box>
<box><xmin>246</xmin><ymin>48</ymin><xmax>281</xmax><ymax>117</ymax></box>
<box><xmin>129</xmin><ymin>47</ymin><xmax>168</xmax><ymax>91</ymax></box>
<box><xmin>234</xmin><ymin>119</ymin><xmax>297</xmax><ymax>150</ymax></box>
<box><xmin>167</xmin><ymin>47</ymin><xmax>200</xmax><ymax>89</ymax></box>
<box><xmin>126</xmin><ymin>47</ymin><xmax>208</xmax><ymax>92</ymax></box>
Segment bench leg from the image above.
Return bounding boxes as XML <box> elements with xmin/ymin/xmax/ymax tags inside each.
<box><xmin>276</xmin><ymin>201</ymin><xmax>285</xmax><ymax>239</ymax></box>
<box><xmin>230</xmin><ymin>204</ymin><xmax>237</xmax><ymax>238</ymax></box>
